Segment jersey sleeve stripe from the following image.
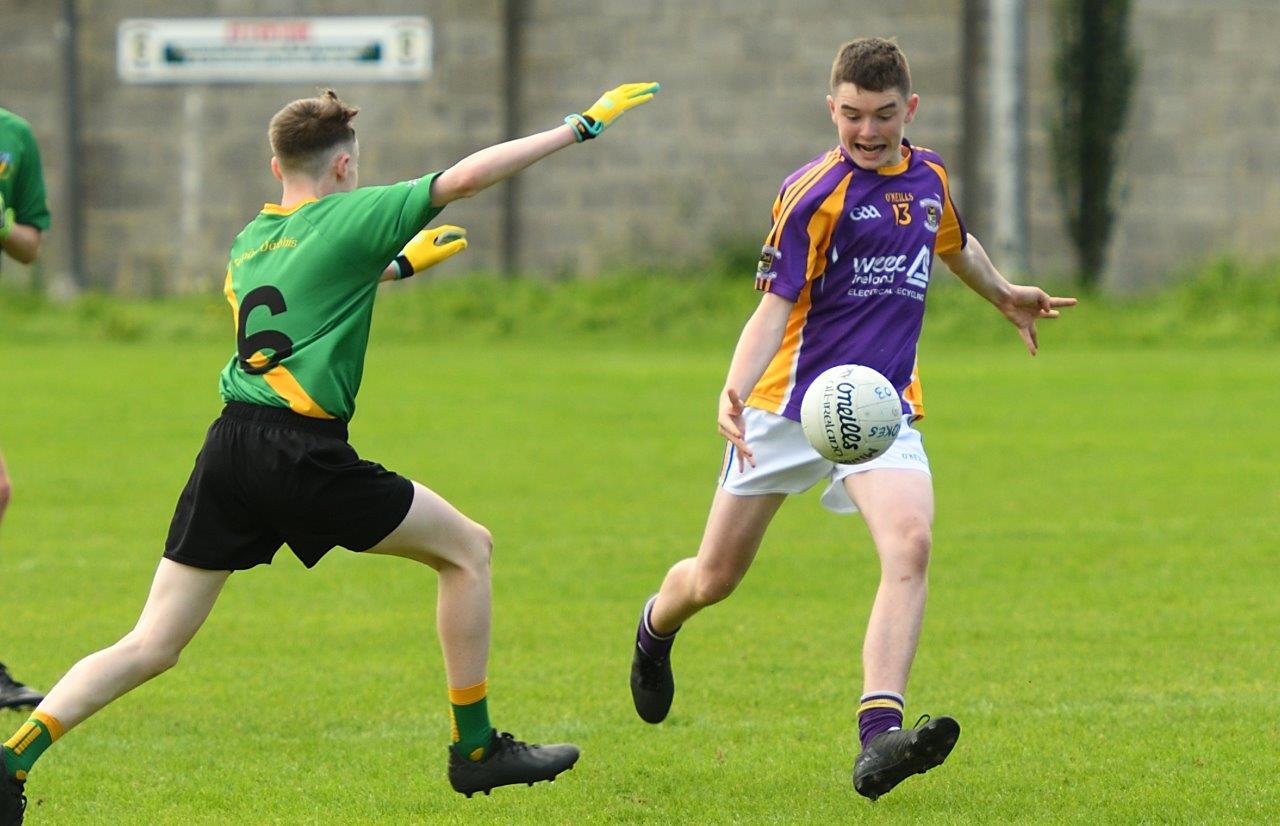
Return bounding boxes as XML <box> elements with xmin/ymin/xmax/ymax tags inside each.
<box><xmin>902</xmin><ymin>357</ymin><xmax>926</xmax><ymax>421</ymax></box>
<box><xmin>765</xmin><ymin>151</ymin><xmax>842</xmax><ymax>249</ymax></box>
<box><xmin>748</xmin><ymin>172</ymin><xmax>853</xmax><ymax>412</ymax></box>
<box><xmin>777</xmin><ymin>149</ymin><xmax>839</xmax><ymax>218</ymax></box>
<box><xmin>757</xmin><ymin>190</ymin><xmax>786</xmax><ymax>292</ymax></box>
<box><xmin>747</xmin><ymin>279</ymin><xmax>817</xmax><ymax>415</ymax></box>
<box><xmin>223</xmin><ymin>268</ymin><xmax>240</xmax><ymax>335</ymax></box>
<box><xmin>802</xmin><ymin>171</ymin><xmax>853</xmax><ymax>282</ymax></box>
<box><xmin>770</xmin><ymin>191</ymin><xmax>784</xmax><ymax>223</ymax></box>
<box><xmin>922</xmin><ymin>159</ymin><xmax>965</xmax><ymax>255</ymax></box>
<box><xmin>767</xmin><ymin>151</ymin><xmax>839</xmax><ymax>248</ymax></box>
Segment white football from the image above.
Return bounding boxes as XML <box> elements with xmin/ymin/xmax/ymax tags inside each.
<box><xmin>799</xmin><ymin>365</ymin><xmax>903</xmax><ymax>464</ymax></box>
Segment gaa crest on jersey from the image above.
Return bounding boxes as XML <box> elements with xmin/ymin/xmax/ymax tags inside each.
<box><xmin>757</xmin><ymin>245</ymin><xmax>780</xmax><ymax>280</ymax></box>
<box><xmin>920</xmin><ymin>197</ymin><xmax>943</xmax><ymax>233</ymax></box>
<box><xmin>0</xmin><ymin>152</ymin><xmax>11</xmax><ymax>181</ymax></box>
<box><xmin>755</xmin><ymin>244</ymin><xmax>781</xmax><ymax>290</ymax></box>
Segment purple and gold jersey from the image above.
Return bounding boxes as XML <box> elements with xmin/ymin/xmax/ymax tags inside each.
<box><xmin>747</xmin><ymin>139</ymin><xmax>966</xmax><ymax>422</ymax></box>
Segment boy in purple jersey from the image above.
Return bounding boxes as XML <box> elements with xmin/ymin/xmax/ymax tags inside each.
<box><xmin>630</xmin><ymin>38</ymin><xmax>1075</xmax><ymax>799</ymax></box>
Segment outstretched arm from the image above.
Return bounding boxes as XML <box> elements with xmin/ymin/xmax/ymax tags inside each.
<box><xmin>940</xmin><ymin>234</ymin><xmax>1077</xmax><ymax>356</ymax></box>
<box><xmin>430</xmin><ymin>126</ymin><xmax>576</xmax><ymax>207</ymax></box>
<box><xmin>718</xmin><ymin>292</ymin><xmax>793</xmax><ymax>470</ymax></box>
<box><xmin>430</xmin><ymin>82</ymin><xmax>659</xmax><ymax>207</ymax></box>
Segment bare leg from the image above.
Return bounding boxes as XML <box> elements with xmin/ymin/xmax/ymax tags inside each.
<box><xmin>364</xmin><ymin>482</ymin><xmax>492</xmax><ymax>689</ymax></box>
<box><xmin>39</xmin><ymin>559</ymin><xmax>229</xmax><ymax>732</ymax></box>
<box><xmin>649</xmin><ymin>488</ymin><xmax>786</xmax><ymax>634</ymax></box>
<box><xmin>842</xmin><ymin>470</ymin><xmax>934</xmax><ymax>694</ymax></box>
<box><xmin>368</xmin><ymin>482</ymin><xmax>580</xmax><ymax>792</ymax></box>
<box><xmin>0</xmin><ymin>448</ymin><xmax>11</xmax><ymax>532</ymax></box>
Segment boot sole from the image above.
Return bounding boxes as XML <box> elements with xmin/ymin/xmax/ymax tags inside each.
<box><xmin>455</xmin><ymin>754</ymin><xmax>580</xmax><ymax>798</ymax></box>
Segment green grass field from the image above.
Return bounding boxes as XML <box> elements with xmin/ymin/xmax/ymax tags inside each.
<box><xmin>2</xmin><ymin>319</ymin><xmax>1277</xmax><ymax>822</ymax></box>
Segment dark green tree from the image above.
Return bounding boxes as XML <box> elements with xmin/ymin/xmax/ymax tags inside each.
<box><xmin>1049</xmin><ymin>0</ymin><xmax>1138</xmax><ymax>288</ymax></box>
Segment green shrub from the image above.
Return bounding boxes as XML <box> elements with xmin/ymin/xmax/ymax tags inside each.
<box><xmin>1049</xmin><ymin>0</ymin><xmax>1139</xmax><ymax>289</ymax></box>
<box><xmin>2</xmin><ymin>257</ymin><xmax>1276</xmax><ymax>348</ymax></box>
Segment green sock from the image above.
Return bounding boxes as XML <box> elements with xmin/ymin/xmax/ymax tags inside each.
<box><xmin>3</xmin><ymin>711</ymin><xmax>64</xmax><ymax>781</ymax></box>
<box><xmin>449</xmin><ymin>681</ymin><xmax>494</xmax><ymax>762</ymax></box>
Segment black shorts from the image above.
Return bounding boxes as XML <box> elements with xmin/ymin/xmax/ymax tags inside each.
<box><xmin>163</xmin><ymin>402</ymin><xmax>415</xmax><ymax>571</ymax></box>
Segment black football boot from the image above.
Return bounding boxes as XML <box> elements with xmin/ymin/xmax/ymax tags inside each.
<box><xmin>853</xmin><ymin>714</ymin><xmax>960</xmax><ymax>800</ymax></box>
<box><xmin>0</xmin><ymin>666</ymin><xmax>43</xmax><ymax>711</ymax></box>
<box><xmin>448</xmin><ymin>731</ymin><xmax>579</xmax><ymax>798</ymax></box>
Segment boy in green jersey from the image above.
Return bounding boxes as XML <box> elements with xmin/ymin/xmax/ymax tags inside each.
<box><xmin>0</xmin><ymin>105</ymin><xmax>54</xmax><ymax>715</ymax></box>
<box><xmin>1</xmin><ymin>83</ymin><xmax>658</xmax><ymax>822</ymax></box>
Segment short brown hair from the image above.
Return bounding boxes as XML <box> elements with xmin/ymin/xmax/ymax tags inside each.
<box><xmin>830</xmin><ymin>38</ymin><xmax>912</xmax><ymax>97</ymax></box>
<box><xmin>268</xmin><ymin>89</ymin><xmax>359</xmax><ymax>176</ymax></box>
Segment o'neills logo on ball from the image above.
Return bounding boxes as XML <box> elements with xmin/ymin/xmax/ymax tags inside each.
<box><xmin>822</xmin><ymin>380</ymin><xmax>862</xmax><ymax>454</ymax></box>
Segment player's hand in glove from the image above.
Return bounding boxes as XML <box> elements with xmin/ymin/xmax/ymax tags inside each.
<box><xmin>392</xmin><ymin>225</ymin><xmax>468</xmax><ymax>279</ymax></box>
<box><xmin>565</xmin><ymin>82</ymin><xmax>661</xmax><ymax>142</ymax></box>
<box><xmin>0</xmin><ymin>192</ymin><xmax>14</xmax><ymax>242</ymax></box>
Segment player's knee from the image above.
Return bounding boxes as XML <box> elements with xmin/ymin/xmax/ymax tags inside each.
<box><xmin>691</xmin><ymin>570</ymin><xmax>739</xmax><ymax>607</ymax></box>
<box><xmin>136</xmin><ymin>637</ymin><xmax>182</xmax><ymax>675</ymax></box>
<box><xmin>456</xmin><ymin>523</ymin><xmax>493</xmax><ymax>573</ymax></box>
<box><xmin>0</xmin><ymin>478</ymin><xmax>11</xmax><ymax>511</ymax></box>
<box><xmin>119</xmin><ymin>636</ymin><xmax>182</xmax><ymax>678</ymax></box>
<box><xmin>887</xmin><ymin>525</ymin><xmax>932</xmax><ymax>578</ymax></box>
<box><xmin>474</xmin><ymin>525</ymin><xmax>493</xmax><ymax>566</ymax></box>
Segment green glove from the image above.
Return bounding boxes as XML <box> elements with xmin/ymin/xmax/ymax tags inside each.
<box><xmin>393</xmin><ymin>225</ymin><xmax>468</xmax><ymax>279</ymax></box>
<box><xmin>565</xmin><ymin>82</ymin><xmax>660</xmax><ymax>142</ymax></box>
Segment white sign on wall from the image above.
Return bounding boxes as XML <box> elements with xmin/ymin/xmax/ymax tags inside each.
<box><xmin>117</xmin><ymin>17</ymin><xmax>432</xmax><ymax>84</ymax></box>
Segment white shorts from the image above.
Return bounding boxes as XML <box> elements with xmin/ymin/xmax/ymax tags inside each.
<box><xmin>719</xmin><ymin>407</ymin><xmax>931</xmax><ymax>514</ymax></box>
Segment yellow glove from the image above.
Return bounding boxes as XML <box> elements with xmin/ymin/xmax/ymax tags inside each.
<box><xmin>0</xmin><ymin>192</ymin><xmax>13</xmax><ymax>242</ymax></box>
<box><xmin>565</xmin><ymin>82</ymin><xmax>660</xmax><ymax>142</ymax></box>
<box><xmin>393</xmin><ymin>225</ymin><xmax>468</xmax><ymax>279</ymax></box>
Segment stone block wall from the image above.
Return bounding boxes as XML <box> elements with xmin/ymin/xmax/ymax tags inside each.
<box><xmin>1</xmin><ymin>1</ymin><xmax>1276</xmax><ymax>293</ymax></box>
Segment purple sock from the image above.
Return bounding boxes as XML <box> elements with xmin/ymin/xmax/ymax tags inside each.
<box><xmin>636</xmin><ymin>595</ymin><xmax>679</xmax><ymax>659</ymax></box>
<box><xmin>858</xmin><ymin>691</ymin><xmax>905</xmax><ymax>749</ymax></box>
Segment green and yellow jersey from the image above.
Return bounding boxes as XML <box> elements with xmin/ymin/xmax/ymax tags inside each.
<box><xmin>218</xmin><ymin>173</ymin><xmax>442</xmax><ymax>422</ymax></box>
<box><xmin>0</xmin><ymin>107</ymin><xmax>52</xmax><ymax>272</ymax></box>
<box><xmin>0</xmin><ymin>108</ymin><xmax>51</xmax><ymax>232</ymax></box>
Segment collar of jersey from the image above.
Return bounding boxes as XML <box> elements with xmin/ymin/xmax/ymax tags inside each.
<box><xmin>838</xmin><ymin>139</ymin><xmax>913</xmax><ymax>176</ymax></box>
<box><xmin>261</xmin><ymin>198</ymin><xmax>318</xmax><ymax>216</ymax></box>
